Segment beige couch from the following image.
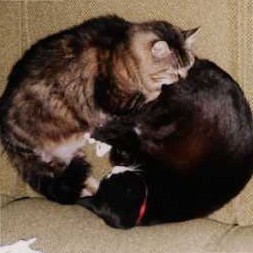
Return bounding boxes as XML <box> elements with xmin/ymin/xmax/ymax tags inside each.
<box><xmin>1</xmin><ymin>1</ymin><xmax>253</xmax><ymax>252</ymax></box>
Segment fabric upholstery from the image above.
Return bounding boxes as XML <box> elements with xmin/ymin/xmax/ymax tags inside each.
<box><xmin>0</xmin><ymin>0</ymin><xmax>253</xmax><ymax>232</ymax></box>
<box><xmin>3</xmin><ymin>198</ymin><xmax>253</xmax><ymax>252</ymax></box>
<box><xmin>1</xmin><ymin>198</ymin><xmax>234</xmax><ymax>253</ymax></box>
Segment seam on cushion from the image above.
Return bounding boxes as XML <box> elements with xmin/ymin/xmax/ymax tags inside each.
<box><xmin>20</xmin><ymin>0</ymin><xmax>25</xmax><ymax>52</ymax></box>
<box><xmin>23</xmin><ymin>0</ymin><xmax>31</xmax><ymax>48</ymax></box>
<box><xmin>231</xmin><ymin>0</ymin><xmax>244</xmax><ymax>226</ymax></box>
<box><xmin>18</xmin><ymin>0</ymin><xmax>22</xmax><ymax>56</ymax></box>
<box><xmin>235</xmin><ymin>0</ymin><xmax>253</xmax><ymax>93</ymax></box>
<box><xmin>19</xmin><ymin>0</ymin><xmax>30</xmax><ymax>51</ymax></box>
<box><xmin>233</xmin><ymin>0</ymin><xmax>253</xmax><ymax>226</ymax></box>
<box><xmin>236</xmin><ymin>1</ymin><xmax>246</xmax><ymax>88</ymax></box>
<box><xmin>204</xmin><ymin>224</ymin><xmax>237</xmax><ymax>252</ymax></box>
<box><xmin>1</xmin><ymin>195</ymin><xmax>30</xmax><ymax>209</ymax></box>
<box><xmin>0</xmin><ymin>194</ymin><xmax>15</xmax><ymax>208</ymax></box>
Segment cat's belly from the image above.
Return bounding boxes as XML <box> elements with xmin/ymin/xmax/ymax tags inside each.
<box><xmin>36</xmin><ymin>132</ymin><xmax>112</xmax><ymax>164</ymax></box>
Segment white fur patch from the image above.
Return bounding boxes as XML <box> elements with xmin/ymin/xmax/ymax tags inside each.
<box><xmin>106</xmin><ymin>166</ymin><xmax>137</xmax><ymax>179</ymax></box>
<box><xmin>38</xmin><ymin>134</ymin><xmax>89</xmax><ymax>164</ymax></box>
<box><xmin>50</xmin><ymin>138</ymin><xmax>87</xmax><ymax>164</ymax></box>
<box><xmin>95</xmin><ymin>142</ymin><xmax>112</xmax><ymax>157</ymax></box>
<box><xmin>0</xmin><ymin>238</ymin><xmax>42</xmax><ymax>253</ymax></box>
<box><xmin>81</xmin><ymin>176</ymin><xmax>100</xmax><ymax>197</ymax></box>
<box><xmin>134</xmin><ymin>127</ymin><xmax>142</xmax><ymax>136</ymax></box>
<box><xmin>39</xmin><ymin>133</ymin><xmax>112</xmax><ymax>164</ymax></box>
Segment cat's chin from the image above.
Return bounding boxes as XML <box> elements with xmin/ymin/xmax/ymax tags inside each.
<box><xmin>144</xmin><ymin>90</ymin><xmax>162</xmax><ymax>102</ymax></box>
<box><xmin>144</xmin><ymin>79</ymin><xmax>178</xmax><ymax>102</ymax></box>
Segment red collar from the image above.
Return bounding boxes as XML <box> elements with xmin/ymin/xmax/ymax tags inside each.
<box><xmin>136</xmin><ymin>186</ymin><xmax>148</xmax><ymax>225</ymax></box>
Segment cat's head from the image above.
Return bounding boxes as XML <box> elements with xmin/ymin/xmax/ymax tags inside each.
<box><xmin>128</xmin><ymin>21</ymin><xmax>199</xmax><ymax>101</ymax></box>
<box><xmin>96</xmin><ymin>18</ymin><xmax>199</xmax><ymax>113</ymax></box>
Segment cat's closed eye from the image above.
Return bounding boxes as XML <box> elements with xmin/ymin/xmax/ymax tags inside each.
<box><xmin>151</xmin><ymin>41</ymin><xmax>171</xmax><ymax>59</ymax></box>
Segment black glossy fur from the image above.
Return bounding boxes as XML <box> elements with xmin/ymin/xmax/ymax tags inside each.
<box><xmin>79</xmin><ymin>58</ymin><xmax>253</xmax><ymax>228</ymax></box>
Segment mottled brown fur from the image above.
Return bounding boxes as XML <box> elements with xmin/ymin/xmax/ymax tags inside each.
<box><xmin>0</xmin><ymin>15</ymin><xmax>196</xmax><ymax>203</ymax></box>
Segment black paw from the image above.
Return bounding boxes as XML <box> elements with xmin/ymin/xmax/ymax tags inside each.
<box><xmin>40</xmin><ymin>157</ymin><xmax>91</xmax><ymax>204</ymax></box>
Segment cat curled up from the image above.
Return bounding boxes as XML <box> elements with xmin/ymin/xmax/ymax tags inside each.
<box><xmin>0</xmin><ymin>15</ymin><xmax>197</xmax><ymax>203</ymax></box>
<box><xmin>79</xmin><ymin>58</ymin><xmax>253</xmax><ymax>228</ymax></box>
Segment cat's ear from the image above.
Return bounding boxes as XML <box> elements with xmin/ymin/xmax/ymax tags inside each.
<box><xmin>151</xmin><ymin>41</ymin><xmax>171</xmax><ymax>59</ymax></box>
<box><xmin>183</xmin><ymin>27</ymin><xmax>200</xmax><ymax>48</ymax></box>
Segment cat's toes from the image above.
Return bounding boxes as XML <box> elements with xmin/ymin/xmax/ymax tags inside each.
<box><xmin>83</xmin><ymin>176</ymin><xmax>100</xmax><ymax>196</ymax></box>
<box><xmin>80</xmin><ymin>188</ymin><xmax>93</xmax><ymax>197</ymax></box>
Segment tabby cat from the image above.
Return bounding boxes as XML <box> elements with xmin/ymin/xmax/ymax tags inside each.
<box><xmin>0</xmin><ymin>15</ymin><xmax>197</xmax><ymax>203</ymax></box>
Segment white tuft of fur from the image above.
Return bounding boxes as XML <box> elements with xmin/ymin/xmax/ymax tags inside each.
<box><xmin>95</xmin><ymin>142</ymin><xmax>112</xmax><ymax>157</ymax></box>
<box><xmin>85</xmin><ymin>133</ymin><xmax>112</xmax><ymax>157</ymax></box>
<box><xmin>106</xmin><ymin>166</ymin><xmax>138</xmax><ymax>179</ymax></box>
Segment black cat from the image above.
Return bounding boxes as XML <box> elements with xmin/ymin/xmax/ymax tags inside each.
<box><xmin>79</xmin><ymin>58</ymin><xmax>253</xmax><ymax>228</ymax></box>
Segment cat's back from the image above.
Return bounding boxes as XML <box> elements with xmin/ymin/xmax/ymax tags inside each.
<box><xmin>0</xmin><ymin>15</ymin><xmax>131</xmax><ymax>154</ymax></box>
<box><xmin>1</xmin><ymin>15</ymin><xmax>129</xmax><ymax>101</ymax></box>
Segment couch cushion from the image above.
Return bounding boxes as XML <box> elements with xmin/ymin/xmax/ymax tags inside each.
<box><xmin>207</xmin><ymin>225</ymin><xmax>253</xmax><ymax>252</ymax></box>
<box><xmin>1</xmin><ymin>198</ymin><xmax>233</xmax><ymax>253</ymax></box>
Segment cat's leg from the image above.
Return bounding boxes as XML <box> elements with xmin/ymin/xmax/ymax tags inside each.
<box><xmin>11</xmin><ymin>133</ymin><xmax>101</xmax><ymax>204</ymax></box>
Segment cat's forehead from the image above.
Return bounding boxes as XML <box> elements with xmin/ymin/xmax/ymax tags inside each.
<box><xmin>129</xmin><ymin>26</ymin><xmax>182</xmax><ymax>55</ymax></box>
<box><xmin>130</xmin><ymin>31</ymin><xmax>160</xmax><ymax>54</ymax></box>
<box><xmin>131</xmin><ymin>22</ymin><xmax>182</xmax><ymax>44</ymax></box>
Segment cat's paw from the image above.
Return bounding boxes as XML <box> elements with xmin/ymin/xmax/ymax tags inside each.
<box><xmin>81</xmin><ymin>176</ymin><xmax>100</xmax><ymax>197</ymax></box>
